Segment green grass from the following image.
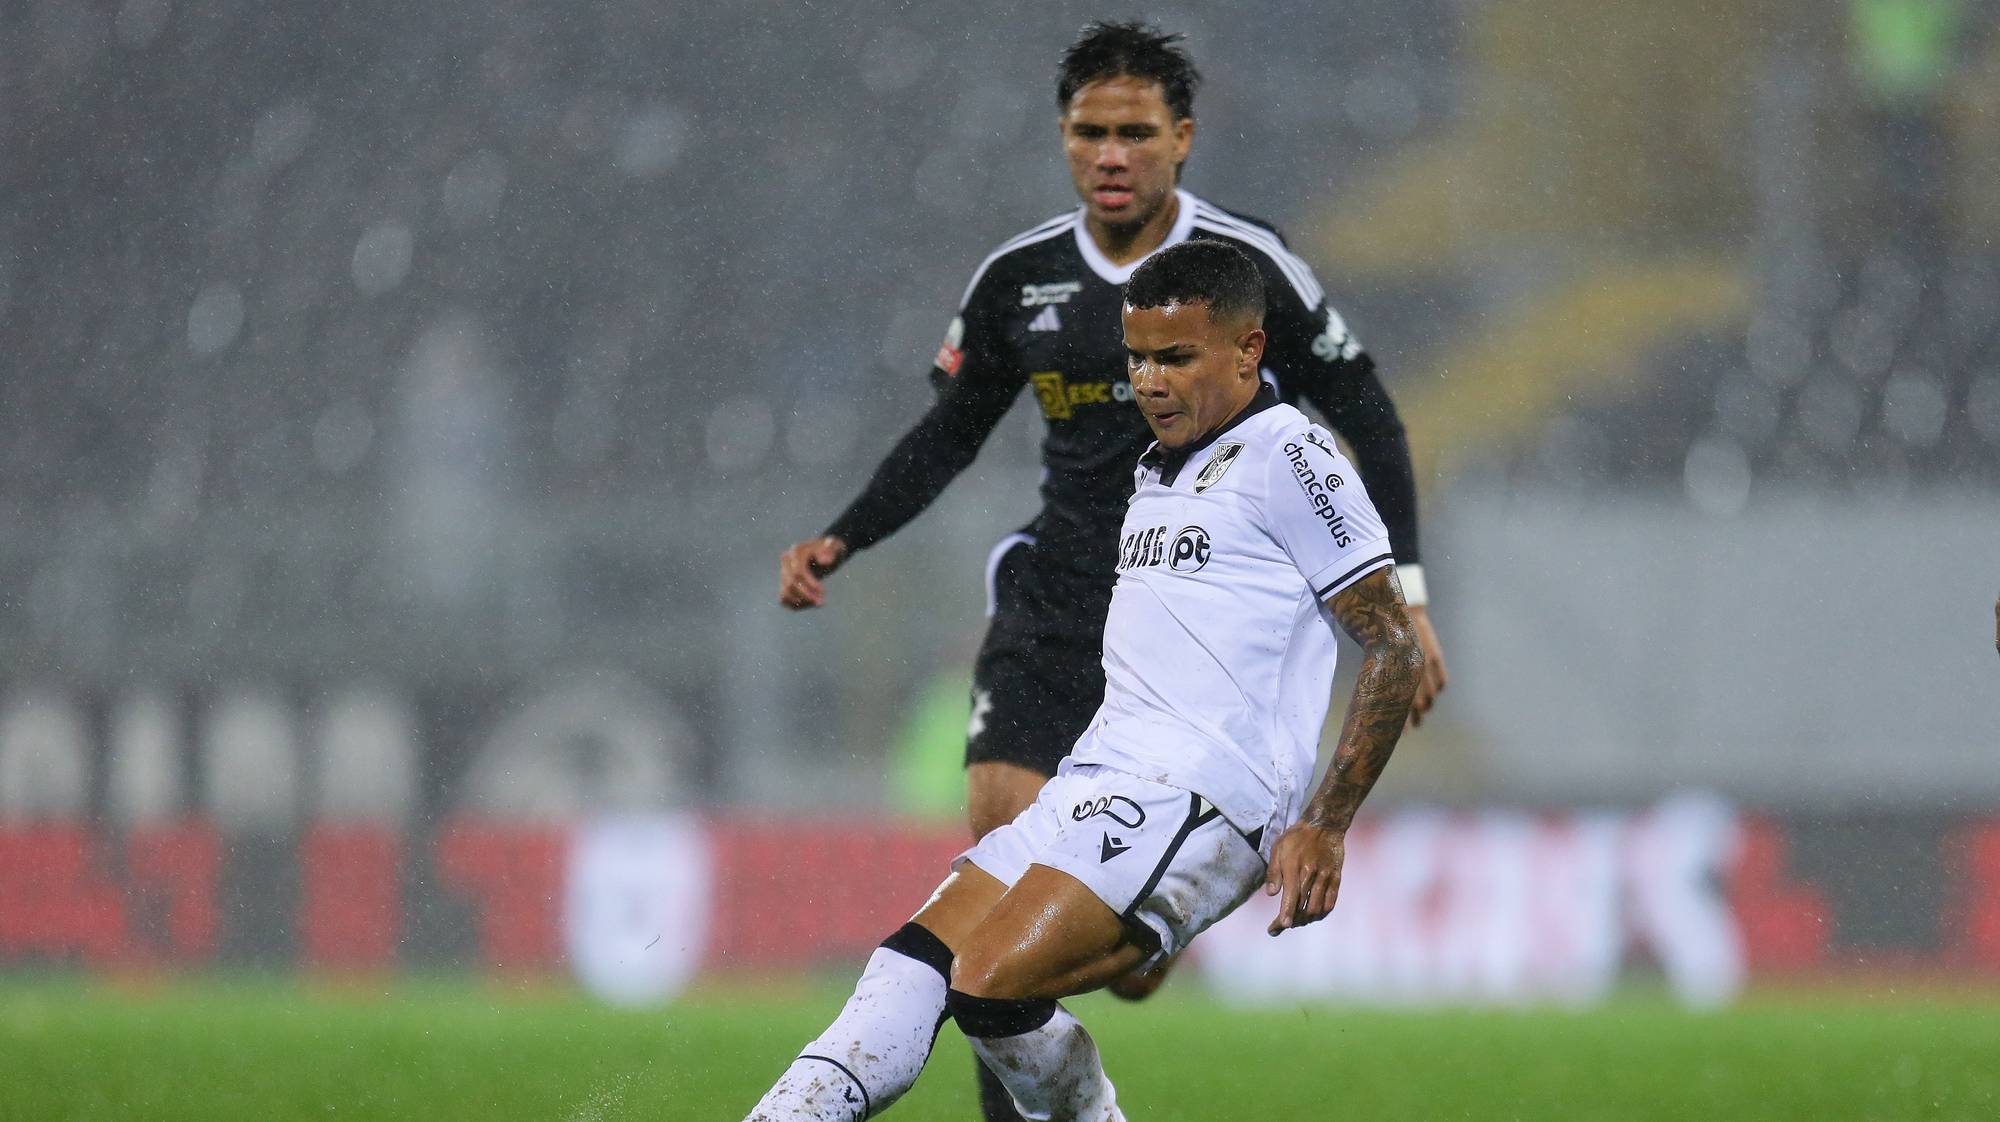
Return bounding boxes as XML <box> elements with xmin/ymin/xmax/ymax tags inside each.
<box><xmin>2</xmin><ymin>976</ymin><xmax>1997</xmax><ymax>1121</ymax></box>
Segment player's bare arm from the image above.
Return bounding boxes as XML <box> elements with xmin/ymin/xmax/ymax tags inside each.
<box><xmin>1265</xmin><ymin>565</ymin><xmax>1423</xmax><ymax>936</ymax></box>
<box><xmin>776</xmin><ymin>358</ymin><xmax>1020</xmax><ymax>612</ymax></box>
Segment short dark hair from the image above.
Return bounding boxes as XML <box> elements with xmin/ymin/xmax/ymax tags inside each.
<box><xmin>1124</xmin><ymin>241</ymin><xmax>1266</xmax><ymax>325</ymax></box>
<box><xmin>1057</xmin><ymin>21</ymin><xmax>1201</xmax><ymax>121</ymax></box>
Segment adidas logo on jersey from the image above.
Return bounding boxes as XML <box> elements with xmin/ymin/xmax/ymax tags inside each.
<box><xmin>1027</xmin><ymin>306</ymin><xmax>1061</xmax><ymax>332</ymax></box>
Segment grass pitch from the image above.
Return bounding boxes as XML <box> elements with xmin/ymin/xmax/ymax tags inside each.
<box><xmin>2</xmin><ymin>976</ymin><xmax>1996</xmax><ymax>1121</ymax></box>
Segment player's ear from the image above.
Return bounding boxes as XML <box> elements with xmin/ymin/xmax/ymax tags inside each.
<box><xmin>1237</xmin><ymin>326</ymin><xmax>1266</xmax><ymax>373</ymax></box>
<box><xmin>1173</xmin><ymin>115</ymin><xmax>1194</xmax><ymax>161</ymax></box>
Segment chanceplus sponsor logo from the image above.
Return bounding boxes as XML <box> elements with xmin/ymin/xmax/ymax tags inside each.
<box><xmin>1021</xmin><ymin>280</ymin><xmax>1084</xmax><ymax>307</ymax></box>
<box><xmin>1285</xmin><ymin>440</ymin><xmax>1352</xmax><ymax>547</ymax></box>
<box><xmin>1119</xmin><ymin>524</ymin><xmax>1210</xmax><ymax>573</ymax></box>
<box><xmin>1030</xmin><ymin>371</ymin><xmax>1134</xmax><ymax>420</ymax></box>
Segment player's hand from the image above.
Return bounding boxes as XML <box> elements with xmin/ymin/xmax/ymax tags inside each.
<box><xmin>1263</xmin><ymin>822</ymin><xmax>1346</xmax><ymax>936</ymax></box>
<box><xmin>778</xmin><ymin>535</ymin><xmax>849</xmax><ymax>610</ymax></box>
<box><xmin>1406</xmin><ymin>604</ymin><xmax>1448</xmax><ymax>729</ymax></box>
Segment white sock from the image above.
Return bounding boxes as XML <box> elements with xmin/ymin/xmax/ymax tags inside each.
<box><xmin>951</xmin><ymin>991</ymin><xmax>1123</xmax><ymax>1122</ymax></box>
<box><xmin>744</xmin><ymin>925</ymin><xmax>952</xmax><ymax>1121</ymax></box>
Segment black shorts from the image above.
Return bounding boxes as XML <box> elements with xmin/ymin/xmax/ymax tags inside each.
<box><xmin>964</xmin><ymin>536</ymin><xmax>1108</xmax><ymax>775</ymax></box>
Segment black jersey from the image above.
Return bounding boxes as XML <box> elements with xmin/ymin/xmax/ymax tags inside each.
<box><xmin>825</xmin><ymin>190</ymin><xmax>1418</xmax><ymax>644</ymax></box>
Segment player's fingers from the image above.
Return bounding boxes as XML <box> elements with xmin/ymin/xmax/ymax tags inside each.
<box><xmin>779</xmin><ymin>578</ymin><xmax>806</xmax><ymax>609</ymax></box>
<box><xmin>1312</xmin><ymin>873</ymin><xmax>1342</xmax><ymax>924</ymax></box>
<box><xmin>779</xmin><ymin>549</ymin><xmax>809</xmax><ymax>592</ymax></box>
<box><xmin>1267</xmin><ymin>863</ymin><xmax>1303</xmax><ymax>936</ymax></box>
<box><xmin>1264</xmin><ymin>845</ymin><xmax>1289</xmax><ymax>897</ymax></box>
<box><xmin>1278</xmin><ymin>865</ymin><xmax>1318</xmax><ymax>932</ymax></box>
<box><xmin>1264</xmin><ymin>872</ymin><xmax>1296</xmax><ymax>932</ymax></box>
<box><xmin>1305</xmin><ymin>869</ymin><xmax>1334</xmax><ymax>923</ymax></box>
<box><xmin>780</xmin><ymin>568</ymin><xmax>825</xmax><ymax>610</ymax></box>
<box><xmin>1427</xmin><ymin>647</ymin><xmax>1449</xmax><ymax>694</ymax></box>
<box><xmin>1407</xmin><ymin>677</ymin><xmax>1435</xmax><ymax>729</ymax></box>
<box><xmin>1295</xmin><ymin>866</ymin><xmax>1323</xmax><ymax>927</ymax></box>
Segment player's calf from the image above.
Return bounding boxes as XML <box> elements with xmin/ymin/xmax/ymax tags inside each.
<box><xmin>743</xmin><ymin>923</ymin><xmax>953</xmax><ymax>1122</ymax></box>
<box><xmin>1104</xmin><ymin>955</ymin><xmax>1175</xmax><ymax>1001</ymax></box>
<box><xmin>949</xmin><ymin>990</ymin><xmax>1125</xmax><ymax>1122</ymax></box>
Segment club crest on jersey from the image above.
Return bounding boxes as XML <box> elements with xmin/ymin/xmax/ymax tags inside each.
<box><xmin>1192</xmin><ymin>442</ymin><xmax>1244</xmax><ymax>493</ymax></box>
<box><xmin>1020</xmin><ymin>281</ymin><xmax>1082</xmax><ymax>307</ymax></box>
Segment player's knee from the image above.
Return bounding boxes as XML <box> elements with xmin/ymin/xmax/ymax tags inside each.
<box><xmin>880</xmin><ymin>921</ymin><xmax>954</xmax><ymax>983</ymax></box>
<box><xmin>949</xmin><ymin>945</ymin><xmax>1038</xmax><ymax>1001</ymax></box>
<box><xmin>945</xmin><ymin>986</ymin><xmax>1057</xmax><ymax>1039</ymax></box>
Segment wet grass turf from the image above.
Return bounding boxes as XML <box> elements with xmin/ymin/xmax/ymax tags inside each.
<box><xmin>1</xmin><ymin>977</ymin><xmax>1997</xmax><ymax>1121</ymax></box>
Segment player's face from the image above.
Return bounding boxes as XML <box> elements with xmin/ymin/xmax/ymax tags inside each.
<box><xmin>1061</xmin><ymin>77</ymin><xmax>1194</xmax><ymax>231</ymax></box>
<box><xmin>1123</xmin><ymin>301</ymin><xmax>1265</xmax><ymax>449</ymax></box>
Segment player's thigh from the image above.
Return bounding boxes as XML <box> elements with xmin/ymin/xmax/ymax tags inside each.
<box><xmin>966</xmin><ymin>761</ymin><xmax>1049</xmax><ymax>841</ymax></box>
<box><xmin>950</xmin><ymin>863</ymin><xmax>1148</xmax><ymax>1001</ymax></box>
<box><xmin>907</xmin><ymin>862</ymin><xmax>1009</xmax><ymax>954</ymax></box>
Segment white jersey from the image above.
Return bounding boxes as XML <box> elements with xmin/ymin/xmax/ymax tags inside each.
<box><xmin>1070</xmin><ymin>387</ymin><xmax>1394</xmax><ymax>842</ymax></box>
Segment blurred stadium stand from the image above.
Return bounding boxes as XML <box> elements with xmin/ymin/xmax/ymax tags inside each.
<box><xmin>0</xmin><ymin>0</ymin><xmax>1994</xmax><ymax>820</ymax></box>
<box><xmin>1</xmin><ymin>0</ymin><xmax>1998</xmax><ymax>1006</ymax></box>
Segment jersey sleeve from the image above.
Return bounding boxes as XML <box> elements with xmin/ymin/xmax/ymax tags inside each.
<box><xmin>822</xmin><ymin>261</ymin><xmax>1026</xmax><ymax>552</ymax></box>
<box><xmin>1261</xmin><ymin>423</ymin><xmax>1395</xmax><ymax>600</ymax></box>
<box><xmin>1257</xmin><ymin>255</ymin><xmax>1422</xmax><ymax>566</ymax></box>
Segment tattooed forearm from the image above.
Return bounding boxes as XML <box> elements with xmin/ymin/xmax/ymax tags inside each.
<box><xmin>1303</xmin><ymin>567</ymin><xmax>1425</xmax><ymax>832</ymax></box>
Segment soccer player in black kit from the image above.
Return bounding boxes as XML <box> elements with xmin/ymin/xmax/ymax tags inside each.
<box><xmin>779</xmin><ymin>22</ymin><xmax>1450</xmax><ymax>1121</ymax></box>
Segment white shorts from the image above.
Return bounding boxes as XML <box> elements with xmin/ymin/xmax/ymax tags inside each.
<box><xmin>957</xmin><ymin>762</ymin><xmax>1268</xmax><ymax>963</ymax></box>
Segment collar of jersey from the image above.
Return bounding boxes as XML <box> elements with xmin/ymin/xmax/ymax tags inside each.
<box><xmin>1141</xmin><ymin>382</ymin><xmax>1279</xmax><ymax>486</ymax></box>
<box><xmin>1073</xmin><ymin>188</ymin><xmax>1202</xmax><ymax>286</ymax></box>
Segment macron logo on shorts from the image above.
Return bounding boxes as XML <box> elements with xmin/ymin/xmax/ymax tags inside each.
<box><xmin>1099</xmin><ymin>834</ymin><xmax>1131</xmax><ymax>861</ymax></box>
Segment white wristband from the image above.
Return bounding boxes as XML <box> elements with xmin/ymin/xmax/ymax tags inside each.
<box><xmin>1397</xmin><ymin>564</ymin><xmax>1428</xmax><ymax>607</ymax></box>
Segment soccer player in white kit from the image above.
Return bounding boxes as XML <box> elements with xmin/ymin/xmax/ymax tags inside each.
<box><xmin>742</xmin><ymin>240</ymin><xmax>1424</xmax><ymax>1122</ymax></box>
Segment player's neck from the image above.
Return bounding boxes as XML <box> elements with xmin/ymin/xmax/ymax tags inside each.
<box><xmin>1086</xmin><ymin>192</ymin><xmax>1181</xmax><ymax>266</ymax></box>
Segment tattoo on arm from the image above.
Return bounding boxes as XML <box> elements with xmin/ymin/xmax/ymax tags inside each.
<box><xmin>1303</xmin><ymin>567</ymin><xmax>1425</xmax><ymax>831</ymax></box>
